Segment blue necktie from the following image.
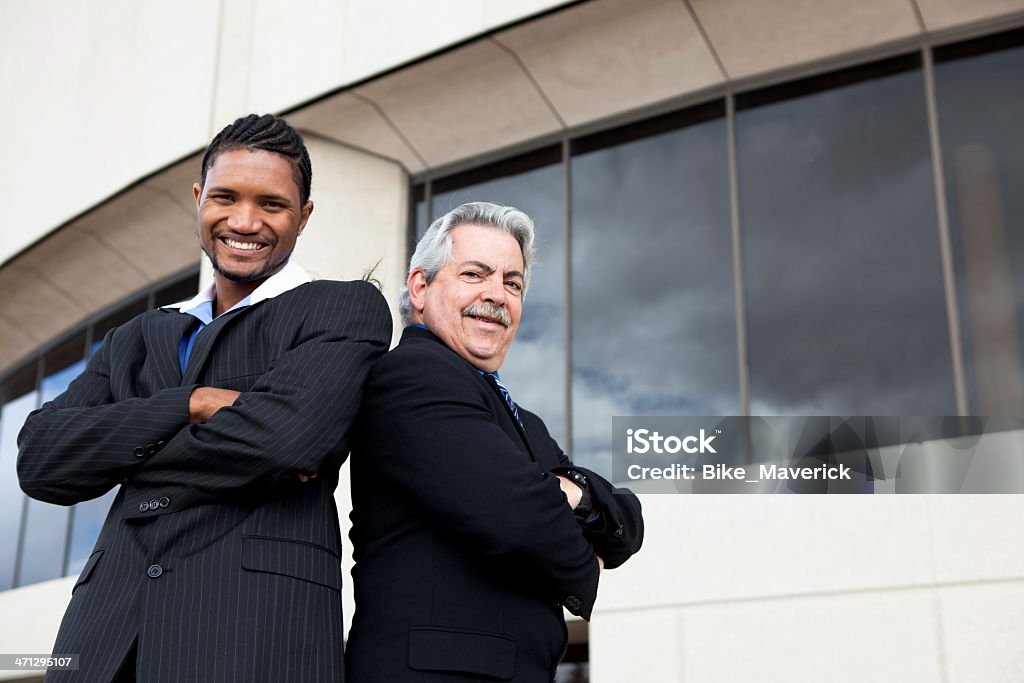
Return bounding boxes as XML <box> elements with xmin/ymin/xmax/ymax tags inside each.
<box><xmin>178</xmin><ymin>320</ymin><xmax>205</xmax><ymax>373</ymax></box>
<box><xmin>485</xmin><ymin>373</ymin><xmax>524</xmax><ymax>431</ymax></box>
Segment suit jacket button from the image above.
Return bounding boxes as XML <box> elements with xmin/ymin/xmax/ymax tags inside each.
<box><xmin>565</xmin><ymin>596</ymin><xmax>582</xmax><ymax>611</ymax></box>
<box><xmin>158</xmin><ymin>497</ymin><xmax>170</xmax><ymax>508</ymax></box>
<box><xmin>134</xmin><ymin>446</ymin><xmax>145</xmax><ymax>457</ymax></box>
<box><xmin>156</xmin><ymin>440</ymin><xmax>166</xmax><ymax>447</ymax></box>
<box><xmin>147</xmin><ymin>564</ymin><xmax>163</xmax><ymax>579</ymax></box>
<box><xmin>138</xmin><ymin>501</ymin><xmax>150</xmax><ymax>512</ymax></box>
<box><xmin>149</xmin><ymin>500</ymin><xmax>160</xmax><ymax>510</ymax></box>
<box><xmin>145</xmin><ymin>444</ymin><xmax>157</xmax><ymax>456</ymax></box>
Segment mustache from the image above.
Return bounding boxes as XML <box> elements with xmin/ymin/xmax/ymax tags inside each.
<box><xmin>462</xmin><ymin>303</ymin><xmax>511</xmax><ymax>328</ymax></box>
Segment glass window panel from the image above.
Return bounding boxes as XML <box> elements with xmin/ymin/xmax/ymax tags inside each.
<box><xmin>154</xmin><ymin>271</ymin><xmax>200</xmax><ymax>308</ymax></box>
<box><xmin>0</xmin><ymin>270</ymin><xmax>200</xmax><ymax>589</ymax></box>
<box><xmin>93</xmin><ymin>296</ymin><xmax>148</xmax><ymax>341</ymax></box>
<box><xmin>17</xmin><ymin>340</ymin><xmax>85</xmax><ymax>585</ymax></box>
<box><xmin>0</xmin><ymin>374</ymin><xmax>37</xmax><ymax>590</ymax></box>
<box><xmin>412</xmin><ymin>184</ymin><xmax>427</xmax><ymax>239</ymax></box>
<box><xmin>736</xmin><ymin>57</ymin><xmax>956</xmax><ymax>416</ymax></box>
<box><xmin>430</xmin><ymin>148</ymin><xmax>567</xmax><ymax>444</ymax></box>
<box><xmin>571</xmin><ymin>104</ymin><xmax>738</xmax><ymax>476</ymax></box>
<box><xmin>65</xmin><ymin>336</ymin><xmax>116</xmax><ymax>575</ymax></box>
<box><xmin>935</xmin><ymin>32</ymin><xmax>1024</xmax><ymax>415</ymax></box>
<box><xmin>65</xmin><ymin>488</ymin><xmax>116</xmax><ymax>575</ymax></box>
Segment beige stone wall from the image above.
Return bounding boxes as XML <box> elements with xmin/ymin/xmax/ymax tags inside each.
<box><xmin>0</xmin><ymin>0</ymin><xmax>570</xmax><ymax>269</ymax></box>
<box><xmin>589</xmin><ymin>494</ymin><xmax>1024</xmax><ymax>682</ymax></box>
<box><xmin>0</xmin><ymin>575</ymin><xmax>75</xmax><ymax>681</ymax></box>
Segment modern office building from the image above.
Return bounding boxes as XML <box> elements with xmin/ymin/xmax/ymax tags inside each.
<box><xmin>2</xmin><ymin>1</ymin><xmax>1024</xmax><ymax>680</ymax></box>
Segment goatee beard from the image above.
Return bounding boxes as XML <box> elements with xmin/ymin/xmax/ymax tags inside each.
<box><xmin>202</xmin><ymin>244</ymin><xmax>288</xmax><ymax>284</ymax></box>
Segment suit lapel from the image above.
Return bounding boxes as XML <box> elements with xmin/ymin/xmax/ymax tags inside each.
<box><xmin>518</xmin><ymin>416</ymin><xmax>546</xmax><ymax>464</ymax></box>
<box><xmin>182</xmin><ymin>306</ymin><xmax>248</xmax><ymax>384</ymax></box>
<box><xmin>406</xmin><ymin>328</ymin><xmax>542</xmax><ymax>462</ymax></box>
<box><xmin>481</xmin><ymin>375</ymin><xmax>537</xmax><ymax>461</ymax></box>
<box><xmin>144</xmin><ymin>311</ymin><xmax>196</xmax><ymax>388</ymax></box>
<box><xmin>506</xmin><ymin>408</ymin><xmax>537</xmax><ymax>461</ymax></box>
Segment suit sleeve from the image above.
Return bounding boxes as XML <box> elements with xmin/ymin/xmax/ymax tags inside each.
<box><xmin>356</xmin><ymin>350</ymin><xmax>601</xmax><ymax>619</ymax></box>
<box><xmin>551</xmin><ymin>460</ymin><xmax>644</xmax><ymax>570</ymax></box>
<box><xmin>17</xmin><ymin>324</ymin><xmax>197</xmax><ymax>506</ymax></box>
<box><xmin>121</xmin><ymin>281</ymin><xmax>392</xmax><ymax>518</ymax></box>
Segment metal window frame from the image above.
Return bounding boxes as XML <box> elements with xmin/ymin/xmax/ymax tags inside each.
<box><xmin>406</xmin><ymin>24</ymin><xmax>1024</xmax><ymax>445</ymax></box>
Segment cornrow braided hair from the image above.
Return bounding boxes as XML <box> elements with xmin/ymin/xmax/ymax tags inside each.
<box><xmin>201</xmin><ymin>113</ymin><xmax>313</xmax><ymax>203</ymax></box>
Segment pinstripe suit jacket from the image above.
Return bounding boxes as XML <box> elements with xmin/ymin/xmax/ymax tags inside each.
<box><xmin>17</xmin><ymin>278</ymin><xmax>392</xmax><ymax>683</ymax></box>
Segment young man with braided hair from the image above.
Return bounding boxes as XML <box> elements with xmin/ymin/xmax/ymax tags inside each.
<box><xmin>18</xmin><ymin>114</ymin><xmax>392</xmax><ymax>682</ymax></box>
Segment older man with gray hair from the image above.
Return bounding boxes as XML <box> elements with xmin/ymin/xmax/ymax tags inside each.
<box><xmin>345</xmin><ymin>201</ymin><xmax>644</xmax><ymax>682</ymax></box>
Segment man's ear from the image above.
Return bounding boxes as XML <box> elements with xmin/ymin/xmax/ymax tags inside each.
<box><xmin>407</xmin><ymin>269</ymin><xmax>428</xmax><ymax>314</ymax></box>
<box><xmin>298</xmin><ymin>200</ymin><xmax>314</xmax><ymax>235</ymax></box>
<box><xmin>193</xmin><ymin>182</ymin><xmax>203</xmax><ymax>209</ymax></box>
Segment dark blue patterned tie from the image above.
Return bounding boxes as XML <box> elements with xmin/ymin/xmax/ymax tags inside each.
<box><xmin>485</xmin><ymin>372</ymin><xmax>524</xmax><ymax>430</ymax></box>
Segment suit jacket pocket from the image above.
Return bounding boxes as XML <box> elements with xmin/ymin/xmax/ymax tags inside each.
<box><xmin>408</xmin><ymin>626</ymin><xmax>516</xmax><ymax>680</ymax></box>
<box><xmin>241</xmin><ymin>535</ymin><xmax>341</xmax><ymax>591</ymax></box>
<box><xmin>72</xmin><ymin>549</ymin><xmax>105</xmax><ymax>595</ymax></box>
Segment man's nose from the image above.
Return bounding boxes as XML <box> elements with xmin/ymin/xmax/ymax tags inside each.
<box><xmin>481</xmin><ymin>274</ymin><xmax>506</xmax><ymax>304</ymax></box>
<box><xmin>226</xmin><ymin>203</ymin><xmax>261</xmax><ymax>231</ymax></box>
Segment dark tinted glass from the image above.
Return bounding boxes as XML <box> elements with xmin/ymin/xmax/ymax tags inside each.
<box><xmin>935</xmin><ymin>32</ymin><xmax>1024</xmax><ymax>415</ymax></box>
<box><xmin>0</xmin><ymin>365</ymin><xmax>37</xmax><ymax>590</ymax></box>
<box><xmin>431</xmin><ymin>148</ymin><xmax>568</xmax><ymax>443</ymax></box>
<box><xmin>0</xmin><ymin>269</ymin><xmax>198</xmax><ymax>591</ymax></box>
<box><xmin>64</xmin><ymin>341</ymin><xmax>118</xmax><ymax>575</ymax></box>
<box><xmin>66</xmin><ymin>494</ymin><xmax>116</xmax><ymax>575</ymax></box>
<box><xmin>736</xmin><ymin>58</ymin><xmax>956</xmax><ymax>415</ymax></box>
<box><xmin>17</xmin><ymin>335</ymin><xmax>86</xmax><ymax>584</ymax></box>
<box><xmin>154</xmin><ymin>273</ymin><xmax>201</xmax><ymax>308</ymax></box>
<box><xmin>92</xmin><ymin>297</ymin><xmax>148</xmax><ymax>341</ymax></box>
<box><xmin>571</xmin><ymin>105</ymin><xmax>737</xmax><ymax>475</ymax></box>
<box><xmin>412</xmin><ymin>184</ymin><xmax>427</xmax><ymax>240</ymax></box>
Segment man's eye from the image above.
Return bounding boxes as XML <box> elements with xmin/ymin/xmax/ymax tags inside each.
<box><xmin>263</xmin><ymin>202</ymin><xmax>284</xmax><ymax>210</ymax></box>
<box><xmin>506</xmin><ymin>281</ymin><xmax>523</xmax><ymax>291</ymax></box>
<box><xmin>210</xmin><ymin>195</ymin><xmax>232</xmax><ymax>203</ymax></box>
<box><xmin>462</xmin><ymin>271</ymin><xmax>482</xmax><ymax>279</ymax></box>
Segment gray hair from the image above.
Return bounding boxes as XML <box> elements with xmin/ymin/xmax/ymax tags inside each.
<box><xmin>399</xmin><ymin>201</ymin><xmax>536</xmax><ymax>325</ymax></box>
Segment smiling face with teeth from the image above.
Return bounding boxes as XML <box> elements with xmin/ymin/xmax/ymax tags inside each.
<box><xmin>193</xmin><ymin>148</ymin><xmax>313</xmax><ymax>309</ymax></box>
<box><xmin>407</xmin><ymin>223</ymin><xmax>525</xmax><ymax>373</ymax></box>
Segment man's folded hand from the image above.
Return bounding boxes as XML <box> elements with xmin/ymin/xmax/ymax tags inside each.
<box><xmin>556</xmin><ymin>475</ymin><xmax>583</xmax><ymax>509</ymax></box>
<box><xmin>188</xmin><ymin>387</ymin><xmax>241</xmax><ymax>424</ymax></box>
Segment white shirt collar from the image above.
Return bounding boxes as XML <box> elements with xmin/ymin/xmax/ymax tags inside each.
<box><xmin>163</xmin><ymin>260</ymin><xmax>313</xmax><ymax>313</ymax></box>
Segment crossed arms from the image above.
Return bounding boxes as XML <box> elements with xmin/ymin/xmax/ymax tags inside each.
<box><xmin>354</xmin><ymin>347</ymin><xmax>643</xmax><ymax>618</ymax></box>
<box><xmin>17</xmin><ymin>281</ymin><xmax>392</xmax><ymax>517</ymax></box>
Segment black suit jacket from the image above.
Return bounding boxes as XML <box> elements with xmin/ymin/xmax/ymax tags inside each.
<box><xmin>345</xmin><ymin>326</ymin><xmax>643</xmax><ymax>682</ymax></box>
<box><xmin>17</xmin><ymin>279</ymin><xmax>392</xmax><ymax>683</ymax></box>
